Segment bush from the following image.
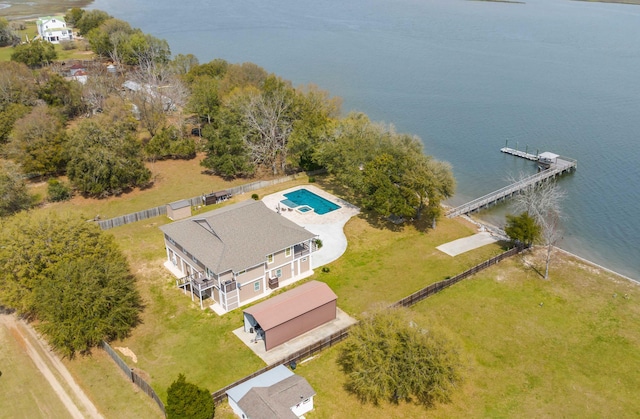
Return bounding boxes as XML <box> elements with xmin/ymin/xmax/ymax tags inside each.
<box><xmin>47</xmin><ymin>179</ymin><xmax>72</xmax><ymax>202</ymax></box>
<box><xmin>338</xmin><ymin>307</ymin><xmax>462</xmax><ymax>408</ymax></box>
<box><xmin>322</xmin><ymin>266</ymin><xmax>330</xmax><ymax>273</ymax></box>
<box><xmin>314</xmin><ymin>238</ymin><xmax>323</xmax><ymax>249</ymax></box>
<box><xmin>308</xmin><ymin>176</ymin><xmax>316</xmax><ymax>183</ymax></box>
<box><xmin>60</xmin><ymin>40</ymin><xmax>76</xmax><ymax>50</ymax></box>
<box><xmin>166</xmin><ymin>374</ymin><xmax>214</xmax><ymax>419</ymax></box>
<box><xmin>251</xmin><ymin>193</ymin><xmax>259</xmax><ymax>200</ymax></box>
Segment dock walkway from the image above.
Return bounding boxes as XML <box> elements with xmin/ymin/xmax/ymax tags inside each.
<box><xmin>500</xmin><ymin>147</ymin><xmax>538</xmax><ymax>161</ymax></box>
<box><xmin>446</xmin><ymin>152</ymin><xmax>577</xmax><ymax>218</ymax></box>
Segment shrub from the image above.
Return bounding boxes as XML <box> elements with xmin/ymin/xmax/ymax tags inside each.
<box><xmin>322</xmin><ymin>267</ymin><xmax>330</xmax><ymax>273</ymax></box>
<box><xmin>338</xmin><ymin>307</ymin><xmax>462</xmax><ymax>408</ymax></box>
<box><xmin>251</xmin><ymin>193</ymin><xmax>259</xmax><ymax>200</ymax></box>
<box><xmin>47</xmin><ymin>179</ymin><xmax>72</xmax><ymax>202</ymax></box>
<box><xmin>166</xmin><ymin>374</ymin><xmax>214</xmax><ymax>419</ymax></box>
<box><xmin>308</xmin><ymin>176</ymin><xmax>316</xmax><ymax>183</ymax></box>
<box><xmin>60</xmin><ymin>41</ymin><xmax>76</xmax><ymax>50</ymax></box>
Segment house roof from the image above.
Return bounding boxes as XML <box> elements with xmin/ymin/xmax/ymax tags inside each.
<box><xmin>160</xmin><ymin>200</ymin><xmax>316</xmax><ymax>274</ymax></box>
<box><xmin>226</xmin><ymin>364</ymin><xmax>293</xmax><ymax>403</ymax></box>
<box><xmin>238</xmin><ymin>375</ymin><xmax>316</xmax><ymax>419</ymax></box>
<box><xmin>37</xmin><ymin>16</ymin><xmax>66</xmax><ymax>25</ymax></box>
<box><xmin>539</xmin><ymin>152</ymin><xmax>559</xmax><ymax>160</ymax></box>
<box><xmin>244</xmin><ymin>281</ymin><xmax>337</xmax><ymax>331</ymax></box>
<box><xmin>168</xmin><ymin>199</ymin><xmax>190</xmax><ymax>210</ymax></box>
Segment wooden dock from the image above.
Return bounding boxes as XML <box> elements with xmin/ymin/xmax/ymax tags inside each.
<box><xmin>446</xmin><ymin>151</ymin><xmax>577</xmax><ymax>218</ymax></box>
<box><xmin>500</xmin><ymin>147</ymin><xmax>538</xmax><ymax>161</ymax></box>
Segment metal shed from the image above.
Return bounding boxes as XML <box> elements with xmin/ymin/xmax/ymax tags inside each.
<box><xmin>243</xmin><ymin>281</ymin><xmax>337</xmax><ymax>351</ymax></box>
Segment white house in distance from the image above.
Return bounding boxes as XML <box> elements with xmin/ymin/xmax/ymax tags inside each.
<box><xmin>36</xmin><ymin>16</ymin><xmax>73</xmax><ymax>43</ymax></box>
<box><xmin>226</xmin><ymin>365</ymin><xmax>315</xmax><ymax>419</ymax></box>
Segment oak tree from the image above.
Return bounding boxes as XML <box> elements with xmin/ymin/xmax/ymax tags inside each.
<box><xmin>0</xmin><ymin>160</ymin><xmax>31</xmax><ymax>216</ymax></box>
<box><xmin>66</xmin><ymin>119</ymin><xmax>151</xmax><ymax>197</ymax></box>
<box><xmin>0</xmin><ymin>212</ymin><xmax>142</xmax><ymax>357</ymax></box>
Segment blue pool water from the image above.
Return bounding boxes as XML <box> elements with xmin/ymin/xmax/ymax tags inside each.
<box><xmin>281</xmin><ymin>189</ymin><xmax>340</xmax><ymax>215</ymax></box>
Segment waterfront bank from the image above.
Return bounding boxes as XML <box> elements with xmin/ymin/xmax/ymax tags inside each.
<box><xmin>1</xmin><ymin>0</ymin><xmax>93</xmax><ymax>19</ymax></box>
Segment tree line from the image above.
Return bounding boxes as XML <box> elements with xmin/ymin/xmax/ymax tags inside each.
<box><xmin>1</xmin><ymin>8</ymin><xmax>455</xmax><ymax>225</ymax></box>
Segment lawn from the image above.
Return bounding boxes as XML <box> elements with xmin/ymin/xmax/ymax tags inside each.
<box><xmin>37</xmin><ymin>154</ymin><xmax>252</xmax><ymax>219</ymax></box>
<box><xmin>291</xmin><ymin>248</ymin><xmax>640</xmax><ymax>418</ymax></box>
<box><xmin>95</xmin><ymin>188</ymin><xmax>506</xmax><ymax>408</ymax></box>
<box><xmin>7</xmin><ymin>156</ymin><xmax>640</xmax><ymax>418</ymax></box>
<box><xmin>0</xmin><ymin>317</ymin><xmax>70</xmax><ymax>418</ymax></box>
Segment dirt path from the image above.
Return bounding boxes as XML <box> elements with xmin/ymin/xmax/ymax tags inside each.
<box><xmin>0</xmin><ymin>314</ymin><xmax>104</xmax><ymax>419</ymax></box>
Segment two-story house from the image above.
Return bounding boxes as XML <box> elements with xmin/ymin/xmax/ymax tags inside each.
<box><xmin>36</xmin><ymin>16</ymin><xmax>73</xmax><ymax>43</ymax></box>
<box><xmin>160</xmin><ymin>199</ymin><xmax>317</xmax><ymax>313</ymax></box>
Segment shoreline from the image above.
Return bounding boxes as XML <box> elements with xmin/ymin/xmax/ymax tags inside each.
<box><xmin>1</xmin><ymin>0</ymin><xmax>94</xmax><ymax>20</ymax></box>
<box><xmin>464</xmin><ymin>214</ymin><xmax>639</xmax><ymax>284</ymax></box>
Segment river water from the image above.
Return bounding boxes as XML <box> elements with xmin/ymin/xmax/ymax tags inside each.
<box><xmin>90</xmin><ymin>0</ymin><xmax>640</xmax><ymax>279</ymax></box>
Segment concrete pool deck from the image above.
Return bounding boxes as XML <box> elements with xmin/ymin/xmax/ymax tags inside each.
<box><xmin>262</xmin><ymin>185</ymin><xmax>360</xmax><ymax>268</ymax></box>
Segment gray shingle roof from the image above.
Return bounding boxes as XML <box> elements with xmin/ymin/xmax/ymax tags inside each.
<box><xmin>238</xmin><ymin>375</ymin><xmax>316</xmax><ymax>419</ymax></box>
<box><xmin>160</xmin><ymin>200</ymin><xmax>316</xmax><ymax>274</ymax></box>
<box><xmin>168</xmin><ymin>199</ymin><xmax>190</xmax><ymax>210</ymax></box>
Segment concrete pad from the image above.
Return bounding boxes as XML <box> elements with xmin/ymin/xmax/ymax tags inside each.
<box><xmin>436</xmin><ymin>232</ymin><xmax>500</xmax><ymax>256</ymax></box>
<box><xmin>262</xmin><ymin>185</ymin><xmax>359</xmax><ymax>268</ymax></box>
<box><xmin>233</xmin><ymin>308</ymin><xmax>357</xmax><ymax>365</ymax></box>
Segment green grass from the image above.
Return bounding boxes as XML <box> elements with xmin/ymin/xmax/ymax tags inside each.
<box><xmin>61</xmin><ymin>350</ymin><xmax>164</xmax><ymax>419</ymax></box>
<box><xmin>38</xmin><ymin>155</ymin><xmax>252</xmax><ymax>219</ymax></box>
<box><xmin>292</xmin><ymin>250</ymin><xmax>640</xmax><ymax>418</ymax></box>
<box><xmin>0</xmin><ymin>318</ymin><xmax>70</xmax><ymax>418</ymax></box>
<box><xmin>7</xmin><ymin>155</ymin><xmax>640</xmax><ymax>417</ymax></box>
<box><xmin>94</xmin><ymin>194</ymin><xmax>506</xmax><ymax>407</ymax></box>
<box><xmin>318</xmin><ymin>215</ymin><xmax>506</xmax><ymax>315</ymax></box>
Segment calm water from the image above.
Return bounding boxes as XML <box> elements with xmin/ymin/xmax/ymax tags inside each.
<box><xmin>90</xmin><ymin>0</ymin><xmax>640</xmax><ymax>279</ymax></box>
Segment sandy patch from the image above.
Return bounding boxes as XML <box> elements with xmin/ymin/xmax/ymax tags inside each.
<box><xmin>115</xmin><ymin>347</ymin><xmax>138</xmax><ymax>363</ymax></box>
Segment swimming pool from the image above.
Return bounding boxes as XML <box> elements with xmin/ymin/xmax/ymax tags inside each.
<box><xmin>281</xmin><ymin>189</ymin><xmax>341</xmax><ymax>215</ymax></box>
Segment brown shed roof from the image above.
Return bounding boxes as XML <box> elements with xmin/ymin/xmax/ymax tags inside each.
<box><xmin>244</xmin><ymin>281</ymin><xmax>337</xmax><ymax>331</ymax></box>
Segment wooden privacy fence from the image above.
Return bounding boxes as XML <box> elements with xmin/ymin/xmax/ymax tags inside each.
<box><xmin>210</xmin><ymin>245</ymin><xmax>525</xmax><ymax>404</ymax></box>
<box><xmin>393</xmin><ymin>245</ymin><xmax>523</xmax><ymax>308</ymax></box>
<box><xmin>96</xmin><ymin>170</ymin><xmax>326</xmax><ymax>230</ymax></box>
<box><xmin>97</xmin><ymin>206</ymin><xmax>166</xmax><ymax>230</ymax></box>
<box><xmin>101</xmin><ymin>341</ymin><xmax>166</xmax><ymax>416</ymax></box>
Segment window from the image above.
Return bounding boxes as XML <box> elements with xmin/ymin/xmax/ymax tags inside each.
<box><xmin>275</xmin><ymin>268</ymin><xmax>282</xmax><ymax>278</ymax></box>
<box><xmin>254</xmin><ymin>281</ymin><xmax>261</xmax><ymax>292</ymax></box>
<box><xmin>267</xmin><ymin>254</ymin><xmax>274</xmax><ymax>264</ymax></box>
<box><xmin>285</xmin><ymin>247</ymin><xmax>292</xmax><ymax>257</ymax></box>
